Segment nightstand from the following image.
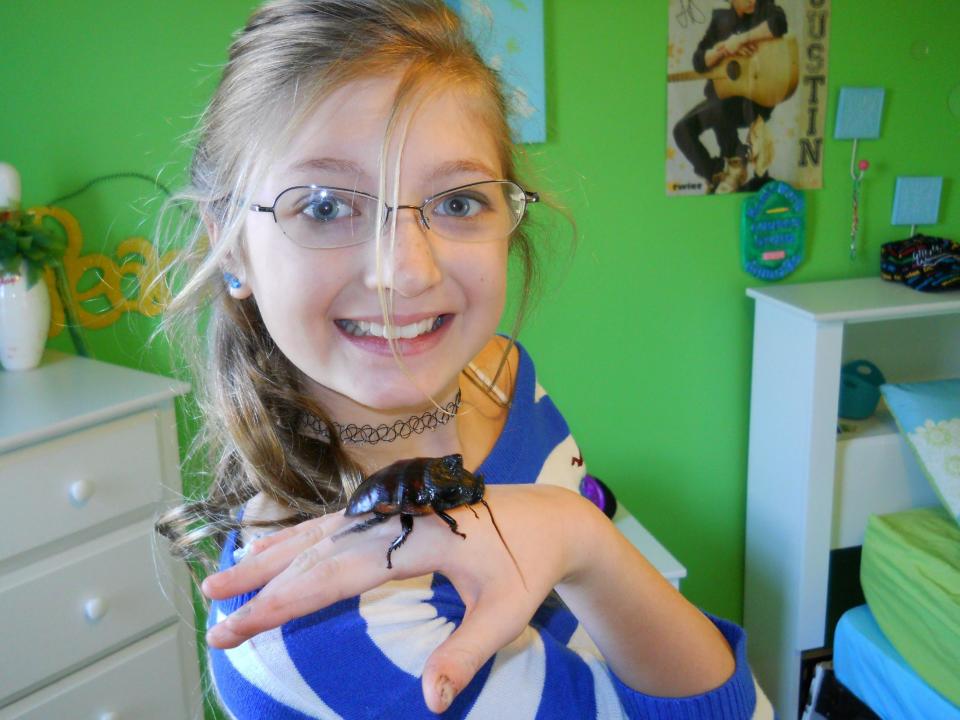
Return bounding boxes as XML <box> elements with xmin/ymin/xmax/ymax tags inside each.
<box><xmin>0</xmin><ymin>352</ymin><xmax>201</xmax><ymax>719</ymax></box>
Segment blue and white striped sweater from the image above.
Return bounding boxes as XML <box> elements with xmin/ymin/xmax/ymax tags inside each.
<box><xmin>209</xmin><ymin>344</ymin><xmax>766</xmax><ymax>719</ymax></box>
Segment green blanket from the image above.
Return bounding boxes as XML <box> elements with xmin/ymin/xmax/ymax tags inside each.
<box><xmin>862</xmin><ymin>506</ymin><xmax>960</xmax><ymax>706</ymax></box>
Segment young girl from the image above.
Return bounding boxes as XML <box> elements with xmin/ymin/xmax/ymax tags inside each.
<box><xmin>158</xmin><ymin>1</ymin><xmax>770</xmax><ymax>717</ymax></box>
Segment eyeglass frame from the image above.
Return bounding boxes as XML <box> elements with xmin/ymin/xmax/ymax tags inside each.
<box><xmin>250</xmin><ymin>179</ymin><xmax>540</xmax><ymax>248</ymax></box>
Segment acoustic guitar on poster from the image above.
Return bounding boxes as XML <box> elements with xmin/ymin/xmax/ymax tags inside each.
<box><xmin>668</xmin><ymin>35</ymin><xmax>799</xmax><ymax>108</ymax></box>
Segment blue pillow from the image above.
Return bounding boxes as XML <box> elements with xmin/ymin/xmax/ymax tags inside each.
<box><xmin>881</xmin><ymin>379</ymin><xmax>960</xmax><ymax>527</ymax></box>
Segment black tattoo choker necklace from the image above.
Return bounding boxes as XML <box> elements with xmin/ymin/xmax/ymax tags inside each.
<box><xmin>302</xmin><ymin>390</ymin><xmax>462</xmax><ymax>445</ymax></box>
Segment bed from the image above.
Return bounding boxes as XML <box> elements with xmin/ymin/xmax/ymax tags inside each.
<box><xmin>834</xmin><ymin>604</ymin><xmax>959</xmax><ymax>719</ymax></box>
<box><xmin>828</xmin><ymin>379</ymin><xmax>960</xmax><ymax>719</ymax></box>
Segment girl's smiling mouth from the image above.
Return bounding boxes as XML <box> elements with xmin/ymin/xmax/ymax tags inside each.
<box><xmin>334</xmin><ymin>313</ymin><xmax>453</xmax><ymax>353</ymax></box>
<box><xmin>334</xmin><ymin>314</ymin><xmax>451</xmax><ymax>340</ymax></box>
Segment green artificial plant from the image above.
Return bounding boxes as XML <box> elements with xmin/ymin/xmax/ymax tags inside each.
<box><xmin>0</xmin><ymin>209</ymin><xmax>88</xmax><ymax>356</ymax></box>
<box><xmin>0</xmin><ymin>209</ymin><xmax>66</xmax><ymax>287</ymax></box>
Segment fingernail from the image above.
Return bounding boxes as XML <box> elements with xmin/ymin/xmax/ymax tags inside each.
<box><xmin>436</xmin><ymin>675</ymin><xmax>456</xmax><ymax>711</ymax></box>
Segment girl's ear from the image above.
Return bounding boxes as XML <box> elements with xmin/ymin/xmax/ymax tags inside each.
<box><xmin>202</xmin><ymin>214</ymin><xmax>219</xmax><ymax>246</ymax></box>
<box><xmin>204</xmin><ymin>212</ymin><xmax>254</xmax><ymax>300</ymax></box>
<box><xmin>223</xmin><ymin>271</ymin><xmax>253</xmax><ymax>299</ymax></box>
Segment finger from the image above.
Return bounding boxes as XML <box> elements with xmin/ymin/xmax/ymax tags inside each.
<box><xmin>421</xmin><ymin>597</ymin><xmax>530</xmax><ymax>714</ymax></box>
<box><xmin>201</xmin><ymin>512</ymin><xmax>348</xmax><ymax>600</ymax></box>
<box><xmin>206</xmin><ymin>543</ymin><xmax>392</xmax><ymax>648</ymax></box>
<box><xmin>245</xmin><ymin>522</ymin><xmax>308</xmax><ymax>555</ymax></box>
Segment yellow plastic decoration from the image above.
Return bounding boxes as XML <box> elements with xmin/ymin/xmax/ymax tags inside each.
<box><xmin>30</xmin><ymin>206</ymin><xmax>177</xmax><ymax>337</ymax></box>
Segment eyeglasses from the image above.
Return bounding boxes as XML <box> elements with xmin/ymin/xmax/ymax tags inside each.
<box><xmin>250</xmin><ymin>180</ymin><xmax>539</xmax><ymax>249</ymax></box>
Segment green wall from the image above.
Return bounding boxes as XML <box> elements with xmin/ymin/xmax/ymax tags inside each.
<box><xmin>2</xmin><ymin>1</ymin><xmax>958</xmax><ymax>629</ymax></box>
<box><xmin>532</xmin><ymin>1</ymin><xmax>959</xmax><ymax>622</ymax></box>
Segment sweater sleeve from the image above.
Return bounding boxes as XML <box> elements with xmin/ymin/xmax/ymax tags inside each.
<box><xmin>609</xmin><ymin>614</ymin><xmax>759</xmax><ymax>719</ymax></box>
<box><xmin>755</xmin><ymin>0</ymin><xmax>788</xmax><ymax>38</ymax></box>
<box><xmin>692</xmin><ymin>12</ymin><xmax>725</xmax><ymax>73</ymax></box>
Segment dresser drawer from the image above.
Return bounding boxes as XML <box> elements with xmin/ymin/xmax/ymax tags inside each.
<box><xmin>0</xmin><ymin>521</ymin><xmax>178</xmax><ymax>703</ymax></box>
<box><xmin>0</xmin><ymin>411</ymin><xmax>165</xmax><ymax>563</ymax></box>
<box><xmin>0</xmin><ymin>625</ymin><xmax>192</xmax><ymax>720</ymax></box>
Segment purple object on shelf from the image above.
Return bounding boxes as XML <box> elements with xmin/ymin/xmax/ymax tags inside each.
<box><xmin>579</xmin><ymin>474</ymin><xmax>618</xmax><ymax>519</ymax></box>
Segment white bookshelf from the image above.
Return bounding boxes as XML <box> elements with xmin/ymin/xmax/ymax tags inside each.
<box><xmin>742</xmin><ymin>277</ymin><xmax>960</xmax><ymax>719</ymax></box>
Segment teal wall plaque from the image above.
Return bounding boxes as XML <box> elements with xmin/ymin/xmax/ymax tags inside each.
<box><xmin>741</xmin><ymin>181</ymin><xmax>806</xmax><ymax>281</ymax></box>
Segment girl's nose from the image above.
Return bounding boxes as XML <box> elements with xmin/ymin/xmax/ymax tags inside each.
<box><xmin>364</xmin><ymin>210</ymin><xmax>442</xmax><ymax>297</ymax></box>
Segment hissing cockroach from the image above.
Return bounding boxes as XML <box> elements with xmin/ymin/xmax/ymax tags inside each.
<box><xmin>336</xmin><ymin>454</ymin><xmax>525</xmax><ymax>587</ymax></box>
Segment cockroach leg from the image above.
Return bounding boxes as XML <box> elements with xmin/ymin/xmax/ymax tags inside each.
<box><xmin>332</xmin><ymin>511</ymin><xmax>390</xmax><ymax>543</ymax></box>
<box><xmin>385</xmin><ymin>514</ymin><xmax>415</xmax><ymax>569</ymax></box>
<box><xmin>434</xmin><ymin>509</ymin><xmax>467</xmax><ymax>539</ymax></box>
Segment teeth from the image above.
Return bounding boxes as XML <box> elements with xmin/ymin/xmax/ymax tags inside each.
<box><xmin>340</xmin><ymin>316</ymin><xmax>442</xmax><ymax>339</ymax></box>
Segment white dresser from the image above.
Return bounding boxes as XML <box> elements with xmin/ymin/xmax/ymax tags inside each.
<box><xmin>0</xmin><ymin>352</ymin><xmax>202</xmax><ymax>719</ymax></box>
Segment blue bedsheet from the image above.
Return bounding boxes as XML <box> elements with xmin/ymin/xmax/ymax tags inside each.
<box><xmin>834</xmin><ymin>604</ymin><xmax>960</xmax><ymax>720</ymax></box>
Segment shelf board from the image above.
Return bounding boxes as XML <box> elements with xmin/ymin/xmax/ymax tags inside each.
<box><xmin>837</xmin><ymin>408</ymin><xmax>899</xmax><ymax>443</ymax></box>
<box><xmin>747</xmin><ymin>277</ymin><xmax>960</xmax><ymax>324</ymax></box>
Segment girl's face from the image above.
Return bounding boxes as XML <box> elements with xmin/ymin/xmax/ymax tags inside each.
<box><xmin>239</xmin><ymin>74</ymin><xmax>509</xmax><ymax>418</ymax></box>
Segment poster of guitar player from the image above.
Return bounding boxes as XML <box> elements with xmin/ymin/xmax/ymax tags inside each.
<box><xmin>666</xmin><ymin>0</ymin><xmax>830</xmax><ymax>196</ymax></box>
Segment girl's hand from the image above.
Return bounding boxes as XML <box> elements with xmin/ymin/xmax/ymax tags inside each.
<box><xmin>202</xmin><ymin>484</ymin><xmax>595</xmax><ymax>714</ymax></box>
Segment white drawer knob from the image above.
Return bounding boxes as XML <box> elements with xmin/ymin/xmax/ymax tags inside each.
<box><xmin>69</xmin><ymin>479</ymin><xmax>96</xmax><ymax>506</ymax></box>
<box><xmin>83</xmin><ymin>597</ymin><xmax>108</xmax><ymax>623</ymax></box>
<box><xmin>100</xmin><ymin>713</ymin><xmax>119</xmax><ymax>720</ymax></box>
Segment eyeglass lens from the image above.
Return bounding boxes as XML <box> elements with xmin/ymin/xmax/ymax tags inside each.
<box><xmin>273</xmin><ymin>180</ymin><xmax>527</xmax><ymax>249</ymax></box>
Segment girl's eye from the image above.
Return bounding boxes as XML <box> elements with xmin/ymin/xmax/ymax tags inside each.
<box><xmin>298</xmin><ymin>192</ymin><xmax>358</xmax><ymax>222</ymax></box>
<box><xmin>434</xmin><ymin>193</ymin><xmax>486</xmax><ymax>218</ymax></box>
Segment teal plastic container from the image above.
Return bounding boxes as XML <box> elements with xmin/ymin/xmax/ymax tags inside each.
<box><xmin>839</xmin><ymin>359</ymin><xmax>886</xmax><ymax>420</ymax></box>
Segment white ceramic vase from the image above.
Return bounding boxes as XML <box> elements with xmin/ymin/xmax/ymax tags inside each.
<box><xmin>0</xmin><ymin>263</ymin><xmax>51</xmax><ymax>371</ymax></box>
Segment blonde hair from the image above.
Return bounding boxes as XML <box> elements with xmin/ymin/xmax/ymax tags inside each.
<box><xmin>155</xmin><ymin>0</ymin><xmax>544</xmax><ymax>571</ymax></box>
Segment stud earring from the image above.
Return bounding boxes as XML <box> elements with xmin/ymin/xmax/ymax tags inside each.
<box><xmin>223</xmin><ymin>272</ymin><xmax>242</xmax><ymax>290</ymax></box>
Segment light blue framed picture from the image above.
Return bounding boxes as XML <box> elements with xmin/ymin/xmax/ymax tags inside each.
<box><xmin>834</xmin><ymin>87</ymin><xmax>885</xmax><ymax>140</ymax></box>
<box><xmin>445</xmin><ymin>0</ymin><xmax>545</xmax><ymax>144</ymax></box>
<box><xmin>891</xmin><ymin>176</ymin><xmax>943</xmax><ymax>226</ymax></box>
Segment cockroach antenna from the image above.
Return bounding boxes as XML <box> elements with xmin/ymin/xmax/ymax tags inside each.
<box><xmin>479</xmin><ymin>499</ymin><xmax>528</xmax><ymax>591</ymax></box>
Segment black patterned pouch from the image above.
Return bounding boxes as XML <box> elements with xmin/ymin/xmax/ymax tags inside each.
<box><xmin>881</xmin><ymin>234</ymin><xmax>960</xmax><ymax>292</ymax></box>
